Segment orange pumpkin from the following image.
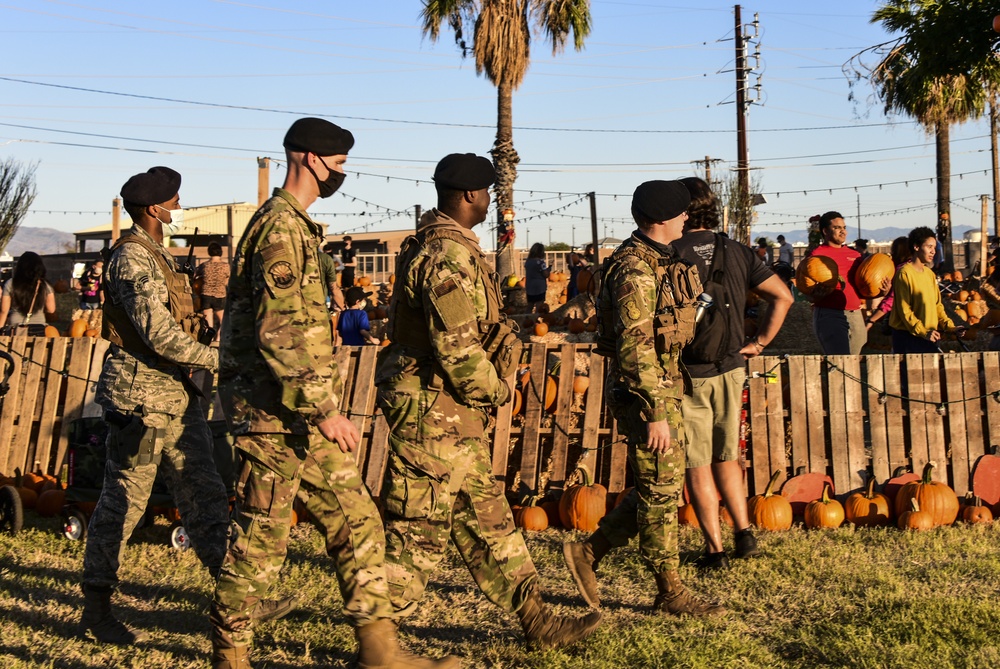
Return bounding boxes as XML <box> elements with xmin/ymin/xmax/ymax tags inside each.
<box><xmin>543</xmin><ymin>376</ymin><xmax>557</xmax><ymax>412</ymax></box>
<box><xmin>17</xmin><ymin>487</ymin><xmax>38</xmax><ymax>509</ymax></box>
<box><xmin>614</xmin><ymin>487</ymin><xmax>634</xmax><ymax>509</ymax></box>
<box><xmin>577</xmin><ymin>267</ymin><xmax>596</xmax><ymax>295</ymax></box>
<box><xmin>511</xmin><ymin>388</ymin><xmax>522</xmax><ymax>416</ymax></box>
<box><xmin>897</xmin><ymin>498</ymin><xmax>934</xmax><ymax>531</ymax></box>
<box><xmin>953</xmin><ymin>270</ymin><xmax>964</xmax><ymax>282</ymax></box>
<box><xmin>804</xmin><ymin>484</ymin><xmax>844</xmax><ymax>529</ymax></box>
<box><xmin>540</xmin><ymin>499</ymin><xmax>562</xmax><ymax>528</ymax></box>
<box><xmin>567</xmin><ymin>318</ymin><xmax>586</xmax><ymax>334</ymax></box>
<box><xmin>747</xmin><ymin>470</ymin><xmax>793</xmax><ymax>531</ymax></box>
<box><xmin>358</xmin><ymin>275</ymin><xmax>372</xmax><ymax>287</ymax></box>
<box><xmin>855</xmin><ymin>253</ymin><xmax>894</xmax><ymax>298</ymax></box>
<box><xmin>290</xmin><ymin>508</ymin><xmax>299</xmax><ymax>526</ymax></box>
<box><xmin>894</xmin><ymin>462</ymin><xmax>958</xmax><ymax>527</ymax></box>
<box><xmin>84</xmin><ymin>329</ymin><xmax>100</xmax><ymax>338</ymax></box>
<box><xmin>795</xmin><ymin>255</ymin><xmax>839</xmax><ymax>295</ymax></box>
<box><xmin>36</xmin><ymin>489</ymin><xmax>66</xmax><ymax>517</ymax></box>
<box><xmin>572</xmin><ymin>375</ymin><xmax>590</xmax><ymax>395</ymax></box>
<box><xmin>515</xmin><ymin>500</ymin><xmax>549</xmax><ymax>532</ymax></box>
<box><xmin>961</xmin><ymin>496</ymin><xmax>993</xmax><ymax>525</ymax></box>
<box><xmin>22</xmin><ymin>472</ymin><xmax>46</xmax><ymax>492</ymax></box>
<box><xmin>558</xmin><ymin>467</ymin><xmax>607</xmax><ymax>532</ymax></box>
<box><xmin>533</xmin><ymin>321</ymin><xmax>549</xmax><ymax>337</ymax></box>
<box><xmin>678</xmin><ymin>503</ymin><xmax>699</xmax><ymax>528</ymax></box>
<box><xmin>44</xmin><ymin>326</ymin><xmax>60</xmax><ymax>337</ymax></box>
<box><xmin>68</xmin><ymin>318</ymin><xmax>89</xmax><ymax>338</ymax></box>
<box><xmin>53</xmin><ymin>279</ymin><xmax>70</xmax><ymax>294</ymax></box>
<box><xmin>844</xmin><ymin>476</ymin><xmax>892</xmax><ymax>527</ymax></box>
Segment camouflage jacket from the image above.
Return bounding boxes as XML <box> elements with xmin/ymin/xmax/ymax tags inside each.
<box><xmin>219</xmin><ymin>188</ymin><xmax>343</xmax><ymax>435</ymax></box>
<box><xmin>604</xmin><ymin>232</ymin><xmax>688</xmax><ymax>423</ymax></box>
<box><xmin>96</xmin><ymin>225</ymin><xmax>218</xmax><ymax>415</ymax></box>
<box><xmin>374</xmin><ymin>209</ymin><xmax>508</xmax><ymax>408</ymax></box>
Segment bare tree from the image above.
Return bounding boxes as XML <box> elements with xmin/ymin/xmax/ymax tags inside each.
<box><xmin>0</xmin><ymin>158</ymin><xmax>38</xmax><ymax>254</ymax></box>
<box><xmin>718</xmin><ymin>167</ymin><xmax>763</xmax><ymax>244</ymax></box>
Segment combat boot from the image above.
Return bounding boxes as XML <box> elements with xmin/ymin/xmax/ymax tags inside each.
<box><xmin>252</xmin><ymin>595</ymin><xmax>298</xmax><ymax>623</ymax></box>
<box><xmin>355</xmin><ymin>618</ymin><xmax>461</xmax><ymax>669</ymax></box>
<box><xmin>652</xmin><ymin>570</ymin><xmax>726</xmax><ymax>617</ymax></box>
<box><xmin>516</xmin><ymin>585</ymin><xmax>602</xmax><ymax>651</ymax></box>
<box><xmin>211</xmin><ymin>645</ymin><xmax>252</xmax><ymax>669</ymax></box>
<box><xmin>79</xmin><ymin>585</ymin><xmax>148</xmax><ymax>645</ymax></box>
<box><xmin>562</xmin><ymin>532</ymin><xmax>612</xmax><ymax>608</ymax></box>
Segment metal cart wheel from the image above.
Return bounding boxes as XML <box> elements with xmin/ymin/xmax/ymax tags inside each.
<box><xmin>168</xmin><ymin>521</ymin><xmax>190</xmax><ymax>551</ymax></box>
<box><xmin>63</xmin><ymin>506</ymin><xmax>88</xmax><ymax>541</ymax></box>
<box><xmin>0</xmin><ymin>485</ymin><xmax>23</xmax><ymax>534</ymax></box>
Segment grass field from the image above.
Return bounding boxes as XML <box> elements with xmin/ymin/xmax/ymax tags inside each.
<box><xmin>2</xmin><ymin>513</ymin><xmax>999</xmax><ymax>669</ymax></box>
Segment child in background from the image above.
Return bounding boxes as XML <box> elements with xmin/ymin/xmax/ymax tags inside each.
<box><xmin>337</xmin><ymin>287</ymin><xmax>379</xmax><ymax>346</ymax></box>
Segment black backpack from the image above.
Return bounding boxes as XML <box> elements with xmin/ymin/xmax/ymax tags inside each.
<box><xmin>685</xmin><ymin>234</ymin><xmax>731</xmax><ymax>368</ymax></box>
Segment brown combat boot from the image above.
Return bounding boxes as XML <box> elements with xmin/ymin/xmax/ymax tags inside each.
<box><xmin>211</xmin><ymin>645</ymin><xmax>252</xmax><ymax>669</ymax></box>
<box><xmin>252</xmin><ymin>595</ymin><xmax>298</xmax><ymax>623</ymax></box>
<box><xmin>79</xmin><ymin>585</ymin><xmax>148</xmax><ymax>645</ymax></box>
<box><xmin>355</xmin><ymin>618</ymin><xmax>461</xmax><ymax>669</ymax></box>
<box><xmin>652</xmin><ymin>570</ymin><xmax>726</xmax><ymax>617</ymax></box>
<box><xmin>562</xmin><ymin>531</ymin><xmax>612</xmax><ymax>608</ymax></box>
<box><xmin>516</xmin><ymin>585</ymin><xmax>602</xmax><ymax>651</ymax></box>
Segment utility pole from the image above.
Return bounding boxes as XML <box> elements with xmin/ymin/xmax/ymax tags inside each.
<box><xmin>257</xmin><ymin>157</ymin><xmax>270</xmax><ymax>207</ymax></box>
<box><xmin>856</xmin><ymin>193</ymin><xmax>861</xmax><ymax>241</ymax></box>
<box><xmin>548</xmin><ymin>226</ymin><xmax>552</xmax><ymax>246</ymax></box>
<box><xmin>992</xmin><ymin>101</ymin><xmax>999</xmax><ymax>237</ymax></box>
<box><xmin>694</xmin><ymin>156</ymin><xmax>722</xmax><ymax>188</ymax></box>
<box><xmin>414</xmin><ymin>204</ymin><xmax>422</xmax><ymax>231</ymax></box>
<box><xmin>589</xmin><ymin>192</ymin><xmax>600</xmax><ymax>264</ymax></box>
<box><xmin>981</xmin><ymin>194</ymin><xmax>989</xmax><ymax>278</ymax></box>
<box><xmin>111</xmin><ymin>197</ymin><xmax>121</xmax><ymax>244</ymax></box>
<box><xmin>572</xmin><ymin>225</ymin><xmax>576</xmax><ymax>248</ymax></box>
<box><xmin>735</xmin><ymin>5</ymin><xmax>749</xmax><ymax>245</ymax></box>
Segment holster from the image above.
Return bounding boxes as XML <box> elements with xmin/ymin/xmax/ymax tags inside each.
<box><xmin>105</xmin><ymin>408</ymin><xmax>163</xmax><ymax>469</ymax></box>
<box><xmin>479</xmin><ymin>318</ymin><xmax>522</xmax><ymax>379</ymax></box>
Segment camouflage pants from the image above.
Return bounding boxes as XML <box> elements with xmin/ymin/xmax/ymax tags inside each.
<box><xmin>377</xmin><ymin>380</ymin><xmax>537</xmax><ymax>617</ymax></box>
<box><xmin>211</xmin><ymin>431</ymin><xmax>392</xmax><ymax>649</ymax></box>
<box><xmin>83</xmin><ymin>400</ymin><xmax>230</xmax><ymax>589</ymax></box>
<box><xmin>596</xmin><ymin>399</ymin><xmax>685</xmax><ymax>573</ymax></box>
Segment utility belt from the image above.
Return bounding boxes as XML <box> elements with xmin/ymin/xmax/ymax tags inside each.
<box><xmin>105</xmin><ymin>407</ymin><xmax>163</xmax><ymax>469</ymax></box>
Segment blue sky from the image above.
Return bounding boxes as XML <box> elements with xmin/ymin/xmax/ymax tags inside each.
<box><xmin>0</xmin><ymin>0</ymin><xmax>995</xmax><ymax>249</ymax></box>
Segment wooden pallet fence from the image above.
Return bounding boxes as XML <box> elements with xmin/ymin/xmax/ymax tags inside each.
<box><xmin>3</xmin><ymin>335</ymin><xmax>1000</xmax><ymax>504</ymax></box>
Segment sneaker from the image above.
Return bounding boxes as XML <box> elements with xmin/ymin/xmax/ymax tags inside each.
<box><xmin>695</xmin><ymin>551</ymin><xmax>730</xmax><ymax>571</ymax></box>
<box><xmin>733</xmin><ymin>528</ymin><xmax>761</xmax><ymax>559</ymax></box>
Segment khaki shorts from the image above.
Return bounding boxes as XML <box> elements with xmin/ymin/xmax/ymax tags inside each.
<box><xmin>682</xmin><ymin>367</ymin><xmax>746</xmax><ymax>468</ymax></box>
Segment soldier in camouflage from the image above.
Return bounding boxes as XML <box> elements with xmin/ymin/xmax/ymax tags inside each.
<box><xmin>562</xmin><ymin>180</ymin><xmax>725</xmax><ymax>617</ymax></box>
<box><xmin>80</xmin><ymin>166</ymin><xmax>231</xmax><ymax>644</ymax></box>
<box><xmin>210</xmin><ymin>118</ymin><xmax>456</xmax><ymax>669</ymax></box>
<box><xmin>374</xmin><ymin>153</ymin><xmax>601</xmax><ymax>651</ymax></box>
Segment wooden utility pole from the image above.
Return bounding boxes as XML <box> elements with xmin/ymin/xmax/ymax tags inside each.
<box><xmin>992</xmin><ymin>101</ymin><xmax>999</xmax><ymax>237</ymax></box>
<box><xmin>414</xmin><ymin>204</ymin><xmax>422</xmax><ymax>231</ymax></box>
<box><xmin>111</xmin><ymin>197</ymin><xmax>121</xmax><ymax>243</ymax></box>
<box><xmin>227</xmin><ymin>205</ymin><xmax>235</xmax><ymax>259</ymax></box>
<box><xmin>589</xmin><ymin>192</ymin><xmax>600</xmax><ymax>264</ymax></box>
<box><xmin>257</xmin><ymin>157</ymin><xmax>270</xmax><ymax>206</ymax></box>
<box><xmin>981</xmin><ymin>194</ymin><xmax>989</xmax><ymax>279</ymax></box>
<box><xmin>734</xmin><ymin>5</ymin><xmax>750</xmax><ymax>245</ymax></box>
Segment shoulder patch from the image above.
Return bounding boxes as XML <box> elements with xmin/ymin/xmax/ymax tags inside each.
<box><xmin>433</xmin><ymin>277</ymin><xmax>460</xmax><ymax>298</ymax></box>
<box><xmin>615</xmin><ymin>281</ymin><xmax>636</xmax><ymax>300</ymax></box>
<box><xmin>624</xmin><ymin>298</ymin><xmax>642</xmax><ymax>324</ymax></box>
<box><xmin>268</xmin><ymin>261</ymin><xmax>296</xmax><ymax>289</ymax></box>
<box><xmin>260</xmin><ymin>243</ymin><xmax>287</xmax><ymax>264</ymax></box>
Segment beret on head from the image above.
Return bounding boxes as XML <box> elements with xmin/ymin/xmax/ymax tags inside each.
<box><xmin>120</xmin><ymin>166</ymin><xmax>181</xmax><ymax>206</ymax></box>
<box><xmin>283</xmin><ymin>117</ymin><xmax>355</xmax><ymax>156</ymax></box>
<box><xmin>433</xmin><ymin>153</ymin><xmax>495</xmax><ymax>190</ymax></box>
<box><xmin>631</xmin><ymin>180</ymin><xmax>691</xmax><ymax>221</ymax></box>
<box><xmin>345</xmin><ymin>287</ymin><xmax>367</xmax><ymax>306</ymax></box>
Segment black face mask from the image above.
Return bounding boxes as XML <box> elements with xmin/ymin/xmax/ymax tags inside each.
<box><xmin>310</xmin><ymin>157</ymin><xmax>346</xmax><ymax>198</ymax></box>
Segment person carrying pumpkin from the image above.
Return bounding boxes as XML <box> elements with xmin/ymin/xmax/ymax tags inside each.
<box><xmin>563</xmin><ymin>179</ymin><xmax>725</xmax><ymax>616</ymax></box>
<box><xmin>374</xmin><ymin>152</ymin><xmax>602</xmax><ymax>653</ymax></box>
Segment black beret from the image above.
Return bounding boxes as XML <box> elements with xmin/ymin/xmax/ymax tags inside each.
<box><xmin>433</xmin><ymin>153</ymin><xmax>495</xmax><ymax>190</ymax></box>
<box><xmin>283</xmin><ymin>117</ymin><xmax>355</xmax><ymax>156</ymax></box>
<box><xmin>120</xmin><ymin>166</ymin><xmax>181</xmax><ymax>206</ymax></box>
<box><xmin>631</xmin><ymin>180</ymin><xmax>691</xmax><ymax>221</ymax></box>
<box><xmin>345</xmin><ymin>287</ymin><xmax>367</xmax><ymax>306</ymax></box>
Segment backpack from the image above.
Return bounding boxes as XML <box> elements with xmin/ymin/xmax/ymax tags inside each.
<box><xmin>684</xmin><ymin>234</ymin><xmax>731</xmax><ymax>368</ymax></box>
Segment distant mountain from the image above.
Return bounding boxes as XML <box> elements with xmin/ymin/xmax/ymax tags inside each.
<box><xmin>3</xmin><ymin>226</ymin><xmax>76</xmax><ymax>256</ymax></box>
<box><xmin>753</xmin><ymin>224</ymin><xmax>980</xmax><ymax>245</ymax></box>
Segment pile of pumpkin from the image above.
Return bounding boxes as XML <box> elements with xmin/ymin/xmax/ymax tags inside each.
<box><xmin>0</xmin><ymin>470</ymin><xmax>68</xmax><ymax>517</ymax></box>
<box><xmin>511</xmin><ymin>467</ymin><xmax>608</xmax><ymax>533</ymax></box>
<box><xmin>510</xmin><ymin>363</ymin><xmax>590</xmax><ymax>416</ymax></box>
<box><xmin>943</xmin><ymin>285</ymin><xmax>1000</xmax><ymax>339</ymax></box>
<box><xmin>523</xmin><ymin>308</ymin><xmax>598</xmax><ymax>338</ymax></box>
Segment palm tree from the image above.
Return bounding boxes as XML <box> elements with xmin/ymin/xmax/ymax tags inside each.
<box><xmin>847</xmin><ymin>0</ymin><xmax>1000</xmax><ymax>268</ymax></box>
<box><xmin>421</xmin><ymin>0</ymin><xmax>591</xmax><ymax>278</ymax></box>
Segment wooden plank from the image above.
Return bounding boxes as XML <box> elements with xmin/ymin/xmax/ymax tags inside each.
<box><xmin>11</xmin><ymin>339</ymin><xmax>47</xmax><ymax>474</ymax></box>
<box><xmin>826</xmin><ymin>355</ymin><xmax>851</xmax><ymax>496</ymax></box>
<box><xmin>842</xmin><ymin>355</ymin><xmax>867</xmax><ymax>495</ymax></box>
<box><xmin>0</xmin><ymin>336</ymin><xmax>27</xmax><ymax>473</ymax></box>
<box><xmin>982</xmin><ymin>352</ymin><xmax>1000</xmax><ymax>449</ymax></box>
<box><xmin>364</xmin><ymin>412</ymin><xmax>391</xmax><ymax>496</ymax></box>
<box><xmin>803</xmin><ymin>356</ymin><xmax>827</xmax><ymax>473</ymax></box>
<box><xmin>943</xmin><ymin>353</ymin><xmax>971</xmax><ymax>495</ymax></box>
<box><xmin>961</xmin><ymin>353</ymin><xmax>987</xmax><ymax>480</ymax></box>
<box><xmin>762</xmin><ymin>356</ymin><xmax>787</xmax><ymax>490</ymax></box>
<box><xmin>547</xmin><ymin>344</ymin><xmax>577</xmax><ymax>492</ymax></box>
<box><xmin>882</xmin><ymin>355</ymin><xmax>907</xmax><ymax>474</ymax></box>
<box><xmin>81</xmin><ymin>338</ymin><xmax>110</xmax><ymax>418</ymax></box>
<box><xmin>55</xmin><ymin>336</ymin><xmax>96</xmax><ymax>472</ymax></box>
<box><xmin>786</xmin><ymin>355</ymin><xmax>810</xmax><ymax>475</ymax></box>
<box><xmin>922</xmin><ymin>354</ymin><xmax>947</xmax><ymax>482</ymax></box>
<box><xmin>581</xmin><ymin>351</ymin><xmax>606</xmax><ymax>487</ymax></box>
<box><xmin>747</xmin><ymin>356</ymin><xmax>771</xmax><ymax>495</ymax></box>
<box><xmin>517</xmin><ymin>343</ymin><xmax>548</xmax><ymax>495</ymax></box>
<box><xmin>490</xmin><ymin>371</ymin><xmax>518</xmax><ymax>492</ymax></box>
<box><xmin>905</xmin><ymin>354</ymin><xmax>930</xmax><ymax>477</ymax></box>
<box><xmin>35</xmin><ymin>337</ymin><xmax>69</xmax><ymax>476</ymax></box>
<box><xmin>866</xmin><ymin>355</ymin><xmax>891</xmax><ymax>483</ymax></box>
<box><xmin>348</xmin><ymin>346</ymin><xmax>378</xmax><ymax>467</ymax></box>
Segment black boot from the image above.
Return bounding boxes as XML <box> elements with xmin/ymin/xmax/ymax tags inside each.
<box><xmin>516</xmin><ymin>584</ymin><xmax>602</xmax><ymax>651</ymax></box>
<box><xmin>80</xmin><ymin>585</ymin><xmax>147</xmax><ymax>645</ymax></box>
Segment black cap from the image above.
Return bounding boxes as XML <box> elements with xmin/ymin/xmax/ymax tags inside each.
<box><xmin>433</xmin><ymin>153</ymin><xmax>495</xmax><ymax>190</ymax></box>
<box><xmin>120</xmin><ymin>166</ymin><xmax>181</xmax><ymax>206</ymax></box>
<box><xmin>631</xmin><ymin>180</ymin><xmax>690</xmax><ymax>221</ymax></box>
<box><xmin>283</xmin><ymin>117</ymin><xmax>355</xmax><ymax>156</ymax></box>
<box><xmin>345</xmin><ymin>287</ymin><xmax>367</xmax><ymax>306</ymax></box>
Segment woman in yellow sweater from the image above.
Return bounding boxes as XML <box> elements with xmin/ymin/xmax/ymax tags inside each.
<box><xmin>889</xmin><ymin>226</ymin><xmax>962</xmax><ymax>353</ymax></box>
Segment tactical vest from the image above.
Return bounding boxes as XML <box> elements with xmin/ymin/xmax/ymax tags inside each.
<box><xmin>101</xmin><ymin>231</ymin><xmax>199</xmax><ymax>359</ymax></box>
<box><xmin>595</xmin><ymin>237</ymin><xmax>702</xmax><ymax>358</ymax></box>
<box><xmin>386</xmin><ymin>225</ymin><xmax>522</xmax><ymax>379</ymax></box>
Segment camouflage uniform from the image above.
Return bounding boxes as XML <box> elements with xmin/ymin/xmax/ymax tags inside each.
<box><xmin>84</xmin><ymin>224</ymin><xmax>228</xmax><ymax>590</ymax></box>
<box><xmin>594</xmin><ymin>232</ymin><xmax>698</xmax><ymax>573</ymax></box>
<box><xmin>211</xmin><ymin>188</ymin><xmax>392</xmax><ymax>650</ymax></box>
<box><xmin>374</xmin><ymin>210</ymin><xmax>538</xmax><ymax>616</ymax></box>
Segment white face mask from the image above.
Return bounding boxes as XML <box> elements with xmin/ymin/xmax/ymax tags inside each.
<box><xmin>154</xmin><ymin>205</ymin><xmax>185</xmax><ymax>236</ymax></box>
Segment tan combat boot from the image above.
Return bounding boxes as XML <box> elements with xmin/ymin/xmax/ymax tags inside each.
<box><xmin>79</xmin><ymin>585</ymin><xmax>148</xmax><ymax>645</ymax></box>
<box><xmin>355</xmin><ymin>618</ymin><xmax>461</xmax><ymax>669</ymax></box>
<box><xmin>211</xmin><ymin>645</ymin><xmax>252</xmax><ymax>669</ymax></box>
<box><xmin>562</xmin><ymin>532</ymin><xmax>612</xmax><ymax>608</ymax></box>
<box><xmin>516</xmin><ymin>585</ymin><xmax>602</xmax><ymax>651</ymax></box>
<box><xmin>652</xmin><ymin>570</ymin><xmax>727</xmax><ymax>617</ymax></box>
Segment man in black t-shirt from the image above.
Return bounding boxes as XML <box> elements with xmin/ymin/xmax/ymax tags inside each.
<box><xmin>672</xmin><ymin>177</ymin><xmax>793</xmax><ymax>570</ymax></box>
<box><xmin>340</xmin><ymin>235</ymin><xmax>356</xmax><ymax>288</ymax></box>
